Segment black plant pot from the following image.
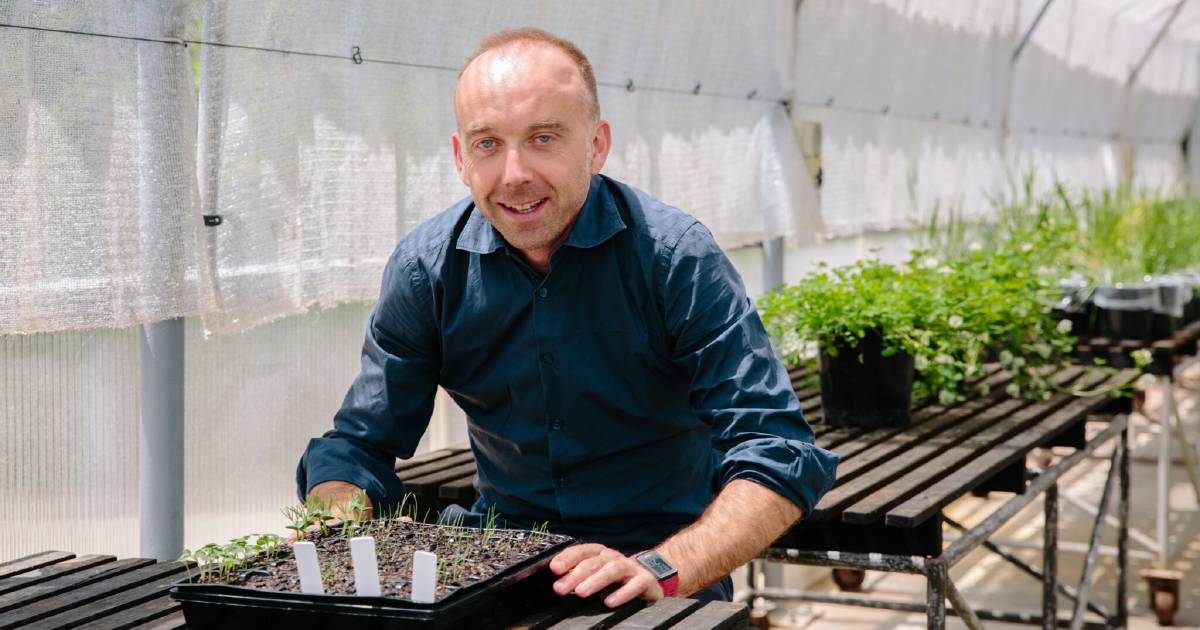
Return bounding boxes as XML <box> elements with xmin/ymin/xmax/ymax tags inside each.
<box><xmin>1186</xmin><ymin>295</ymin><xmax>1200</xmax><ymax>325</ymax></box>
<box><xmin>1092</xmin><ymin>285</ymin><xmax>1158</xmax><ymax>342</ymax></box>
<box><xmin>1099</xmin><ymin>308</ymin><xmax>1154</xmax><ymax>341</ymax></box>
<box><xmin>819</xmin><ymin>332</ymin><xmax>914</xmax><ymax>428</ymax></box>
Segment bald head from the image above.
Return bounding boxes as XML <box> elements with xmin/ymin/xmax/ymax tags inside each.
<box><xmin>456</xmin><ymin>28</ymin><xmax>600</xmax><ymax>123</ymax></box>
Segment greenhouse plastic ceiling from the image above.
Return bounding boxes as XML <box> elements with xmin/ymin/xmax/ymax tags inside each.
<box><xmin>3</xmin><ymin>0</ymin><xmax>1200</xmax><ymax>335</ymax></box>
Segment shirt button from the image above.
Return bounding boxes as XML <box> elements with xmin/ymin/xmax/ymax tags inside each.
<box><xmin>538</xmin><ymin>287</ymin><xmax>549</xmax><ymax>298</ymax></box>
<box><xmin>550</xmin><ymin>417</ymin><xmax>563</xmax><ymax>430</ymax></box>
<box><xmin>541</xmin><ymin>353</ymin><xmax>554</xmax><ymax>365</ymax></box>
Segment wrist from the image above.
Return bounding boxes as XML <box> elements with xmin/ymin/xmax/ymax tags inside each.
<box><xmin>633</xmin><ymin>549</ymin><xmax>679</xmax><ymax>598</ymax></box>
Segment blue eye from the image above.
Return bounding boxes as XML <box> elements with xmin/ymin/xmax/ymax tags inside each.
<box><xmin>535</xmin><ymin>134</ymin><xmax>552</xmax><ymax>144</ymax></box>
<box><xmin>478</xmin><ymin>139</ymin><xmax>495</xmax><ymax>149</ymax></box>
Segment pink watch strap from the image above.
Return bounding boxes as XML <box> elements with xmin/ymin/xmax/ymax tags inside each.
<box><xmin>658</xmin><ymin>571</ymin><xmax>679</xmax><ymax>598</ymax></box>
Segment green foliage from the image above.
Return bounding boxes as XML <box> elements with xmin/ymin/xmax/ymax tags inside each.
<box><xmin>760</xmin><ymin>237</ymin><xmax>1077</xmax><ymax>404</ymax></box>
<box><xmin>178</xmin><ymin>533</ymin><xmax>286</xmax><ymax>584</ymax></box>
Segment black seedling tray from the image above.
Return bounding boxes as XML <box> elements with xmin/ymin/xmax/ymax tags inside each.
<box><xmin>170</xmin><ymin>535</ymin><xmax>574</xmax><ymax>629</ymax></box>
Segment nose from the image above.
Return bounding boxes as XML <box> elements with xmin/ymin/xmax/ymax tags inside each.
<box><xmin>501</xmin><ymin>147</ymin><xmax>532</xmax><ymax>187</ymax></box>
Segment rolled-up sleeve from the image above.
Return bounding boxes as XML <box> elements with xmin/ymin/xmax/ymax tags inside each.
<box><xmin>664</xmin><ymin>223</ymin><xmax>838</xmax><ymax>516</ymax></box>
<box><xmin>295</xmin><ymin>248</ymin><xmax>441</xmax><ymax>513</ymax></box>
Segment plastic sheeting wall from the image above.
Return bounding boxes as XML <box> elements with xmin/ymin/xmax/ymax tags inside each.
<box><xmin>0</xmin><ymin>328</ymin><xmax>140</xmax><ymax>559</ymax></box>
<box><xmin>0</xmin><ymin>305</ymin><xmax>470</xmax><ymax>559</ymax></box>
<box><xmin>0</xmin><ymin>1</ymin><xmax>214</xmax><ymax>335</ymax></box>
<box><xmin>794</xmin><ymin>0</ymin><xmax>1200</xmax><ymax>236</ymax></box>
<box><xmin>197</xmin><ymin>0</ymin><xmax>813</xmax><ymax>331</ymax></box>
<box><xmin>182</xmin><ymin>304</ymin><xmax>468</xmax><ymax>548</ymax></box>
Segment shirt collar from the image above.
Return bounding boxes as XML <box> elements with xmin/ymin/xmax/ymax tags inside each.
<box><xmin>456</xmin><ymin>175</ymin><xmax>627</xmax><ymax>255</ymax></box>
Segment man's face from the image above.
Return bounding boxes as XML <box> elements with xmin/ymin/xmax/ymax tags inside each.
<box><xmin>452</xmin><ymin>43</ymin><xmax>611</xmax><ymax>270</ymax></box>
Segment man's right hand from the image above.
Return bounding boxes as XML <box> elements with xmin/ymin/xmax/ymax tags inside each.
<box><xmin>288</xmin><ymin>481</ymin><xmax>375</xmax><ymax>542</ymax></box>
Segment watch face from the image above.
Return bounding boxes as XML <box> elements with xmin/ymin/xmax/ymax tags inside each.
<box><xmin>637</xmin><ymin>551</ymin><xmax>677</xmax><ymax>580</ymax></box>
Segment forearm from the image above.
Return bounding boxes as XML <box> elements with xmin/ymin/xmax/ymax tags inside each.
<box><xmin>656</xmin><ymin>478</ymin><xmax>801</xmax><ymax>596</ymax></box>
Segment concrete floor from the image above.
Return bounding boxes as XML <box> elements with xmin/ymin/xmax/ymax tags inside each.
<box><xmin>751</xmin><ymin>363</ymin><xmax>1200</xmax><ymax>629</ymax></box>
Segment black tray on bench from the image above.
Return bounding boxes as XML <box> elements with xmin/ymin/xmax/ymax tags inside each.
<box><xmin>170</xmin><ymin>533</ymin><xmax>575</xmax><ymax>629</ymax></box>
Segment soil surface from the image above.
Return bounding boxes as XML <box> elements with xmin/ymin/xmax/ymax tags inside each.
<box><xmin>190</xmin><ymin>521</ymin><xmax>571</xmax><ymax>602</ymax></box>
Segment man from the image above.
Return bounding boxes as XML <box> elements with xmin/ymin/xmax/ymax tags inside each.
<box><xmin>296</xmin><ymin>27</ymin><xmax>837</xmax><ymax>607</ymax></box>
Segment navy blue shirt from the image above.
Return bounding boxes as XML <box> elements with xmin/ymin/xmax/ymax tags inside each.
<box><xmin>297</xmin><ymin>175</ymin><xmax>838</xmax><ymax>552</ymax></box>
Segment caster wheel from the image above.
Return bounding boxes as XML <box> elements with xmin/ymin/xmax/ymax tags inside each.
<box><xmin>1142</xmin><ymin>568</ymin><xmax>1182</xmax><ymax>627</ymax></box>
<box><xmin>832</xmin><ymin>568</ymin><xmax>866</xmax><ymax>592</ymax></box>
<box><xmin>1153</xmin><ymin>589</ymin><xmax>1177</xmax><ymax>627</ymax></box>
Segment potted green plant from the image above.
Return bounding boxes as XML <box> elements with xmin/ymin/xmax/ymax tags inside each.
<box><xmin>760</xmin><ymin>235</ymin><xmax>1077</xmax><ymax>427</ymax></box>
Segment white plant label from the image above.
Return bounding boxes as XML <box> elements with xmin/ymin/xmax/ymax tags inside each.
<box><xmin>293</xmin><ymin>542</ymin><xmax>324</xmax><ymax>594</ymax></box>
<box><xmin>411</xmin><ymin>551</ymin><xmax>437</xmax><ymax>603</ymax></box>
<box><xmin>350</xmin><ymin>536</ymin><xmax>382</xmax><ymax>596</ymax></box>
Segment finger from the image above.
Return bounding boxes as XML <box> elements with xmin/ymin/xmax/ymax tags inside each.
<box><xmin>604</xmin><ymin>573</ymin><xmax>662</xmax><ymax>608</ymax></box>
<box><xmin>573</xmin><ymin>557</ymin><xmax>638</xmax><ymax>598</ymax></box>
<box><xmin>549</xmin><ymin>543</ymin><xmax>605</xmax><ymax>575</ymax></box>
<box><xmin>554</xmin><ymin>555</ymin><xmax>610</xmax><ymax>595</ymax></box>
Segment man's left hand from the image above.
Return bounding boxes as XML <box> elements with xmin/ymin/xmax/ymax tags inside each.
<box><xmin>548</xmin><ymin>543</ymin><xmax>664</xmax><ymax>607</ymax></box>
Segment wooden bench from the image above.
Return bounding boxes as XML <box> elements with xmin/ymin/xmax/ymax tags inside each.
<box><xmin>398</xmin><ymin>363</ymin><xmax>1139</xmax><ymax>558</ymax></box>
<box><xmin>1073</xmin><ymin>318</ymin><xmax>1200</xmax><ymax>375</ymax></box>
<box><xmin>0</xmin><ymin>550</ymin><xmax>746</xmax><ymax>629</ymax></box>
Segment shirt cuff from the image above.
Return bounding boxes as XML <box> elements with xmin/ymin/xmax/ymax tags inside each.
<box><xmin>296</xmin><ymin>435</ymin><xmax>408</xmax><ymax>514</ymax></box>
<box><xmin>717</xmin><ymin>438</ymin><xmax>839</xmax><ymax>516</ymax></box>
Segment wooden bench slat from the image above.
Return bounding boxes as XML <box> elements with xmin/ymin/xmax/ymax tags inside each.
<box><xmin>610</xmin><ymin>598</ymin><xmax>704</xmax><ymax>629</ymax></box>
<box><xmin>886</xmin><ymin>368</ymin><xmax>1140</xmax><ymax>527</ymax></box>
<box><xmin>810</xmin><ymin>397</ymin><xmax>1029</xmax><ymax>521</ymax></box>
<box><xmin>0</xmin><ymin>558</ymin><xmax>153</xmax><ymax>614</ymax></box>
<box><xmin>395</xmin><ymin>451</ymin><xmax>475</xmax><ymax>481</ymax></box>
<box><xmin>404</xmin><ymin>461</ymin><xmax>478</xmax><ymax>495</ymax></box>
<box><xmin>119</xmin><ymin>609</ymin><xmax>185</xmax><ymax>630</ymax></box>
<box><xmin>669</xmin><ymin>600</ymin><xmax>748</xmax><ymax>629</ymax></box>
<box><xmin>0</xmin><ymin>560</ymin><xmax>183</xmax><ymax>627</ymax></box>
<box><xmin>821</xmin><ymin>396</ymin><xmax>1012</xmax><ymax>493</ymax></box>
<box><xmin>438</xmin><ymin>475</ymin><xmax>479</xmax><ymax>502</ymax></box>
<box><xmin>72</xmin><ymin>594</ymin><xmax>179</xmax><ymax>630</ymax></box>
<box><xmin>23</xmin><ymin>567</ymin><xmax>185</xmax><ymax>629</ymax></box>
<box><xmin>0</xmin><ymin>551</ymin><xmax>74</xmax><ymax>580</ymax></box>
<box><xmin>394</xmin><ymin>446</ymin><xmax>469</xmax><ymax>473</ymax></box>
<box><xmin>0</xmin><ymin>554</ymin><xmax>115</xmax><ymax>596</ymax></box>
<box><xmin>840</xmin><ymin>368</ymin><xmax>1103</xmax><ymax>524</ymax></box>
<box><xmin>546</xmin><ymin>599</ymin><xmax>643</xmax><ymax>629</ymax></box>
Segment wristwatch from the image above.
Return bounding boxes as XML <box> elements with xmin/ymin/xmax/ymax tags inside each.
<box><xmin>634</xmin><ymin>549</ymin><xmax>679</xmax><ymax>597</ymax></box>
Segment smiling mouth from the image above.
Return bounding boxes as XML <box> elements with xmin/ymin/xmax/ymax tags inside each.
<box><xmin>498</xmin><ymin>198</ymin><xmax>547</xmax><ymax>215</ymax></box>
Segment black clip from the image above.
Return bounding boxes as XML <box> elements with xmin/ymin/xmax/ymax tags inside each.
<box><xmin>203</xmin><ymin>215</ymin><xmax>223</xmax><ymax>227</ymax></box>
<box><xmin>351</xmin><ymin>46</ymin><xmax>363</xmax><ymax>65</ymax></box>
<box><xmin>693</xmin><ymin>83</ymin><xmax>701</xmax><ymax>95</ymax></box>
<box><xmin>625</xmin><ymin>79</ymin><xmax>635</xmax><ymax>92</ymax></box>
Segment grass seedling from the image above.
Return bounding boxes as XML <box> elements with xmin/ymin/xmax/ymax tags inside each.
<box><xmin>338</xmin><ymin>489</ymin><xmax>372</xmax><ymax>539</ymax></box>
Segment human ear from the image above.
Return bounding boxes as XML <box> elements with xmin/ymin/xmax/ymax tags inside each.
<box><xmin>589</xmin><ymin>119</ymin><xmax>612</xmax><ymax>175</ymax></box>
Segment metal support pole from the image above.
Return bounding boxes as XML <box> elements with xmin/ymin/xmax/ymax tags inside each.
<box><xmin>748</xmin><ymin>588</ymin><xmax>1111</xmax><ymax>629</ymax></box>
<box><xmin>1117</xmin><ymin>423</ymin><xmax>1130</xmax><ymax>627</ymax></box>
<box><xmin>927</xmin><ymin>561</ymin><xmax>947</xmax><ymax>630</ymax></box>
<box><xmin>1158</xmin><ymin>375</ymin><xmax>1172</xmax><ymax>566</ymax></box>
<box><xmin>1070</xmin><ymin>441</ymin><xmax>1123</xmax><ymax>630</ymax></box>
<box><xmin>762</xmin><ymin>237</ymin><xmax>785</xmax><ymax>293</ymax></box>
<box><xmin>943</xmin><ymin>516</ymin><xmax>1107</xmax><ymax>618</ymax></box>
<box><xmin>138</xmin><ymin>318</ymin><xmax>185</xmax><ymax>561</ymax></box>
<box><xmin>1044</xmin><ymin>483</ymin><xmax>1058</xmax><ymax>630</ymax></box>
<box><xmin>943</xmin><ymin>417</ymin><xmax>1127</xmax><ymax>567</ymax></box>
<box><xmin>944</xmin><ymin>575</ymin><xmax>983</xmax><ymax>630</ymax></box>
<box><xmin>1169</xmin><ymin>400</ymin><xmax>1200</xmax><ymax>504</ymax></box>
